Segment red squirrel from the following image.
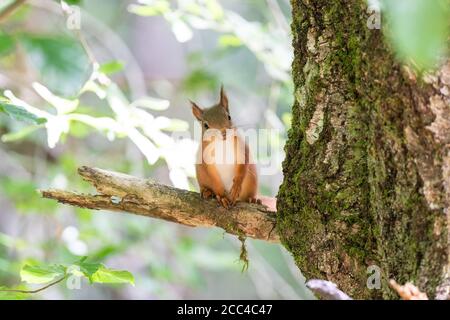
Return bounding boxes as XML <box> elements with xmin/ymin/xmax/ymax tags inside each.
<box><xmin>190</xmin><ymin>86</ymin><xmax>259</xmax><ymax>209</ymax></box>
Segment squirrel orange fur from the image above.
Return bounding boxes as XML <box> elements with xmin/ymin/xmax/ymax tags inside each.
<box><xmin>190</xmin><ymin>86</ymin><xmax>259</xmax><ymax>209</ymax></box>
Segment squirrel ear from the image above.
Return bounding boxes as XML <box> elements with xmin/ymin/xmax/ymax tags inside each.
<box><xmin>219</xmin><ymin>85</ymin><xmax>229</xmax><ymax>112</ymax></box>
<box><xmin>190</xmin><ymin>100</ymin><xmax>203</xmax><ymax>121</ymax></box>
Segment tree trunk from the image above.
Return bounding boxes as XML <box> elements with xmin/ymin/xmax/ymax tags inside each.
<box><xmin>277</xmin><ymin>0</ymin><xmax>449</xmax><ymax>299</ymax></box>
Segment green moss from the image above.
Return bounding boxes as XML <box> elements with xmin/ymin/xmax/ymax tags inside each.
<box><xmin>278</xmin><ymin>0</ymin><xmax>447</xmax><ymax>299</ymax></box>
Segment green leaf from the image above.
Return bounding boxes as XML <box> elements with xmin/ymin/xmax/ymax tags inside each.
<box><xmin>89</xmin><ymin>245</ymin><xmax>123</xmax><ymax>261</ymax></box>
<box><xmin>99</xmin><ymin>60</ymin><xmax>125</xmax><ymax>75</ymax></box>
<box><xmin>78</xmin><ymin>256</ymin><xmax>88</xmax><ymax>263</ymax></box>
<box><xmin>0</xmin><ymin>32</ymin><xmax>15</xmax><ymax>56</ymax></box>
<box><xmin>76</xmin><ymin>261</ymin><xmax>102</xmax><ymax>282</ymax></box>
<box><xmin>0</xmin><ymin>103</ymin><xmax>47</xmax><ymax>124</ymax></box>
<box><xmin>205</xmin><ymin>0</ymin><xmax>223</xmax><ymax>20</ymax></box>
<box><xmin>0</xmin><ymin>286</ymin><xmax>27</xmax><ymax>300</ymax></box>
<box><xmin>75</xmin><ymin>259</ymin><xmax>134</xmax><ymax>285</ymax></box>
<box><xmin>383</xmin><ymin>0</ymin><xmax>450</xmax><ymax>70</ymax></box>
<box><xmin>5</xmin><ymin>258</ymin><xmax>134</xmax><ymax>294</ymax></box>
<box><xmin>183</xmin><ymin>69</ymin><xmax>218</xmax><ymax>92</ymax></box>
<box><xmin>20</xmin><ymin>34</ymin><xmax>91</xmax><ymax>97</ymax></box>
<box><xmin>91</xmin><ymin>266</ymin><xmax>134</xmax><ymax>285</ymax></box>
<box><xmin>218</xmin><ymin>34</ymin><xmax>242</xmax><ymax>48</ymax></box>
<box><xmin>69</xmin><ymin>120</ymin><xmax>93</xmax><ymax>138</ymax></box>
<box><xmin>127</xmin><ymin>2</ymin><xmax>170</xmax><ymax>17</ymax></box>
<box><xmin>20</xmin><ymin>264</ymin><xmax>66</xmax><ymax>284</ymax></box>
<box><xmin>62</xmin><ymin>0</ymin><xmax>83</xmax><ymax>4</ymax></box>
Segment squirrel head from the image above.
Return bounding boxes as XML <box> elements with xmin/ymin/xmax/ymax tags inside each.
<box><xmin>190</xmin><ymin>86</ymin><xmax>232</xmax><ymax>139</ymax></box>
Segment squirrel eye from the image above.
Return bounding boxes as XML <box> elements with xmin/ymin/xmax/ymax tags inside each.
<box><xmin>228</xmin><ymin>115</ymin><xmax>231</xmax><ymax>121</ymax></box>
<box><xmin>203</xmin><ymin>122</ymin><xmax>209</xmax><ymax>129</ymax></box>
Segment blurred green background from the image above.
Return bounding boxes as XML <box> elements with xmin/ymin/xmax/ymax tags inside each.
<box><xmin>0</xmin><ymin>0</ymin><xmax>448</xmax><ymax>299</ymax></box>
<box><xmin>0</xmin><ymin>0</ymin><xmax>313</xmax><ymax>299</ymax></box>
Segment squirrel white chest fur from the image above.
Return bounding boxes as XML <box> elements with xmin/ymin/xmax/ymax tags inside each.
<box><xmin>197</xmin><ymin>131</ymin><xmax>246</xmax><ymax>192</ymax></box>
<box><xmin>212</xmin><ymin>135</ymin><xmax>236</xmax><ymax>192</ymax></box>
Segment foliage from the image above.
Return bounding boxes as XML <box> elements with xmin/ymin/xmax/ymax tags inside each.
<box><xmin>0</xmin><ymin>0</ymin><xmax>450</xmax><ymax>299</ymax></box>
<box><xmin>1</xmin><ymin>257</ymin><xmax>133</xmax><ymax>299</ymax></box>
<box><xmin>0</xmin><ymin>0</ymin><xmax>305</xmax><ymax>300</ymax></box>
<box><xmin>20</xmin><ymin>34</ymin><xmax>91</xmax><ymax>97</ymax></box>
<box><xmin>129</xmin><ymin>0</ymin><xmax>292</xmax><ymax>81</ymax></box>
<box><xmin>1</xmin><ymin>64</ymin><xmax>193</xmax><ymax>187</ymax></box>
<box><xmin>2</xmin><ymin>0</ymin><xmax>446</xmax><ymax>300</ymax></box>
<box><xmin>381</xmin><ymin>0</ymin><xmax>450</xmax><ymax>71</ymax></box>
<box><xmin>0</xmin><ymin>102</ymin><xmax>46</xmax><ymax>125</ymax></box>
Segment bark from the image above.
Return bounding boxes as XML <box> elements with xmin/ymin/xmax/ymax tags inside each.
<box><xmin>41</xmin><ymin>166</ymin><xmax>278</xmax><ymax>242</ymax></box>
<box><xmin>277</xmin><ymin>0</ymin><xmax>449</xmax><ymax>299</ymax></box>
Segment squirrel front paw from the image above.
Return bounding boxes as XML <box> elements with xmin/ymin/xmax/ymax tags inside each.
<box><xmin>248</xmin><ymin>197</ymin><xmax>262</xmax><ymax>204</ymax></box>
<box><xmin>216</xmin><ymin>194</ymin><xmax>231</xmax><ymax>209</ymax></box>
<box><xmin>229</xmin><ymin>183</ymin><xmax>242</xmax><ymax>205</ymax></box>
<box><xmin>200</xmin><ymin>188</ymin><xmax>214</xmax><ymax>199</ymax></box>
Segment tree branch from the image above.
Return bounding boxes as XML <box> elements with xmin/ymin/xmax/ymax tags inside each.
<box><xmin>0</xmin><ymin>276</ymin><xmax>67</xmax><ymax>294</ymax></box>
<box><xmin>40</xmin><ymin>166</ymin><xmax>279</xmax><ymax>242</ymax></box>
<box><xmin>0</xmin><ymin>0</ymin><xmax>27</xmax><ymax>23</ymax></box>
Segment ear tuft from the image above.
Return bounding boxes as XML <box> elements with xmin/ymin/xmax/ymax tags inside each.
<box><xmin>219</xmin><ymin>85</ymin><xmax>229</xmax><ymax>112</ymax></box>
<box><xmin>190</xmin><ymin>100</ymin><xmax>203</xmax><ymax>121</ymax></box>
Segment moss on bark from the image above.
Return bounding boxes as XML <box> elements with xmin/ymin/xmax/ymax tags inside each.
<box><xmin>277</xmin><ymin>0</ymin><xmax>448</xmax><ymax>299</ymax></box>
